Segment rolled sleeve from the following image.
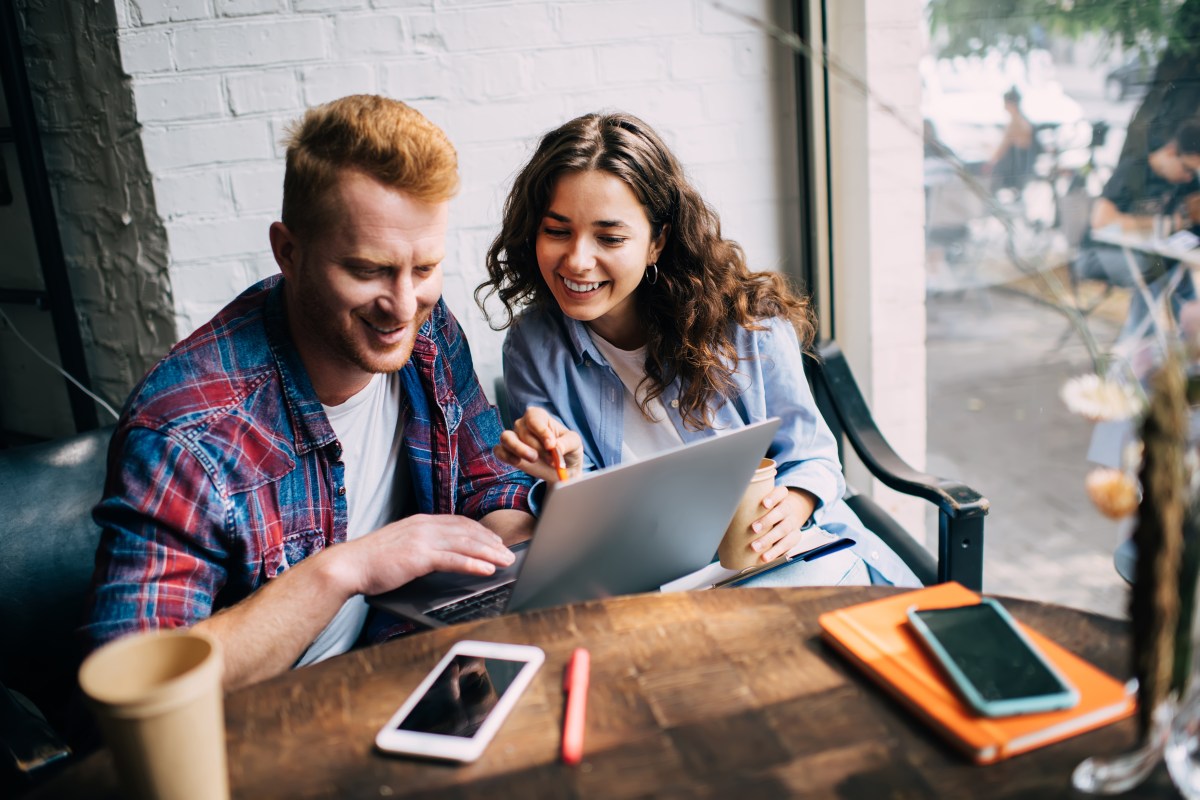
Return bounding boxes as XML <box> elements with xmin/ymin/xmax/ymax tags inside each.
<box><xmin>753</xmin><ymin>319</ymin><xmax>846</xmax><ymax>510</ymax></box>
<box><xmin>82</xmin><ymin>426</ymin><xmax>230</xmax><ymax>653</ymax></box>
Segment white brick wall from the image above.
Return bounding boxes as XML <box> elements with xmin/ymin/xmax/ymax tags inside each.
<box><xmin>101</xmin><ymin>0</ymin><xmax>805</xmax><ymax>399</ymax></box>
<box><xmin>14</xmin><ymin>0</ymin><xmax>178</xmax><ymax>427</ymax></box>
<box><xmin>827</xmin><ymin>0</ymin><xmax>928</xmax><ymax>538</ymax></box>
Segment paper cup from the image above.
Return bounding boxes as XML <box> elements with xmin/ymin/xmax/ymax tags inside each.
<box><xmin>79</xmin><ymin>629</ymin><xmax>228</xmax><ymax>800</ymax></box>
<box><xmin>718</xmin><ymin>458</ymin><xmax>778</xmax><ymax>570</ymax></box>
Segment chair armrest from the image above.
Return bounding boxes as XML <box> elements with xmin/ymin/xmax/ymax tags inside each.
<box><xmin>845</xmin><ymin>491</ymin><xmax>938</xmax><ymax>586</ymax></box>
<box><xmin>814</xmin><ymin>341</ymin><xmax>990</xmax><ymax>520</ymax></box>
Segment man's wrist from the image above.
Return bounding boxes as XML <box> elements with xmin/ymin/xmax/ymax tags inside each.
<box><xmin>308</xmin><ymin>542</ymin><xmax>362</xmax><ymax>600</ymax></box>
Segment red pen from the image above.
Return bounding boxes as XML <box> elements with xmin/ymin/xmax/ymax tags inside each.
<box><xmin>562</xmin><ymin>647</ymin><xmax>590</xmax><ymax>765</ymax></box>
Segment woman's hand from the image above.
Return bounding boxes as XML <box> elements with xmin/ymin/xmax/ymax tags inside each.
<box><xmin>493</xmin><ymin>406</ymin><xmax>584</xmax><ymax>483</ymax></box>
<box><xmin>749</xmin><ymin>487</ymin><xmax>818</xmax><ymax>563</ymax></box>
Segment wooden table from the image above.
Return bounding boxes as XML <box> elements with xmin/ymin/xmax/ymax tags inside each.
<box><xmin>32</xmin><ymin>587</ymin><xmax>1168</xmax><ymax>798</ymax></box>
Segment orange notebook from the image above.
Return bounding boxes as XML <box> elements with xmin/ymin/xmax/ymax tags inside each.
<box><xmin>818</xmin><ymin>582</ymin><xmax>1135</xmax><ymax>764</ymax></box>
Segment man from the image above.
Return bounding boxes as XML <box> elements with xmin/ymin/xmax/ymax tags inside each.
<box><xmin>1075</xmin><ymin>117</ymin><xmax>1200</xmax><ymax>289</ymax></box>
<box><xmin>83</xmin><ymin>95</ymin><xmax>535</xmax><ymax>690</ymax></box>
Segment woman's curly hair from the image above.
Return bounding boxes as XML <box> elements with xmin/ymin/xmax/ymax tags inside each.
<box><xmin>476</xmin><ymin>111</ymin><xmax>815</xmax><ymax>430</ymax></box>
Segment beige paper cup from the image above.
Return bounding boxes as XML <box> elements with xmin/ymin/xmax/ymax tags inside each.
<box><xmin>718</xmin><ymin>458</ymin><xmax>778</xmax><ymax>570</ymax></box>
<box><xmin>79</xmin><ymin>629</ymin><xmax>228</xmax><ymax>800</ymax></box>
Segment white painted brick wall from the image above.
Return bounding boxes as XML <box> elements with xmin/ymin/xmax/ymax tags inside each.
<box><xmin>828</xmin><ymin>0</ymin><xmax>928</xmax><ymax>539</ymax></box>
<box><xmin>174</xmin><ymin>19</ymin><xmax>327</xmax><ymax>69</ymax></box>
<box><xmin>217</xmin><ymin>0</ymin><xmax>288</xmax><ymax>17</ymax></box>
<box><xmin>12</xmin><ymin>0</ymin><xmax>809</xmax><ymax>418</ymax></box>
<box><xmin>133</xmin><ymin>75</ymin><xmax>225</xmax><ymax>121</ymax></box>
<box><xmin>14</xmin><ymin>0</ymin><xmax>178</xmax><ymax>430</ymax></box>
<box><xmin>227</xmin><ymin>70</ymin><xmax>301</xmax><ymax>115</ymax></box>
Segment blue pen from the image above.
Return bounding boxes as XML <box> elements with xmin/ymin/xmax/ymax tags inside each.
<box><xmin>714</xmin><ymin>537</ymin><xmax>857</xmax><ymax>588</ymax></box>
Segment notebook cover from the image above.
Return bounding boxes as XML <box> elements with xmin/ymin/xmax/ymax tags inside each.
<box><xmin>818</xmin><ymin>582</ymin><xmax>1135</xmax><ymax>764</ymax></box>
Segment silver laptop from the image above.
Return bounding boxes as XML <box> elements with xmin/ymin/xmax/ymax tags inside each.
<box><xmin>368</xmin><ymin>417</ymin><xmax>782</xmax><ymax>626</ymax></box>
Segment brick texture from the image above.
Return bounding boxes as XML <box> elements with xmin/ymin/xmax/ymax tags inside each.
<box><xmin>15</xmin><ymin>0</ymin><xmax>924</xmax><ymax>474</ymax></box>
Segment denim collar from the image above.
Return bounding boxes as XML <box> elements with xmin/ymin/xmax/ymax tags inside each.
<box><xmin>263</xmin><ymin>278</ymin><xmax>338</xmax><ymax>456</ymax></box>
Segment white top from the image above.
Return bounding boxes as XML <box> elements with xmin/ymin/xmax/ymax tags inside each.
<box><xmin>588</xmin><ymin>331</ymin><xmax>684</xmax><ymax>461</ymax></box>
<box><xmin>298</xmin><ymin>372</ymin><xmax>407</xmax><ymax>666</ymax></box>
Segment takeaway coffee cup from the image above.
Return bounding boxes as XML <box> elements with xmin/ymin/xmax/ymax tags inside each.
<box><xmin>78</xmin><ymin>629</ymin><xmax>228</xmax><ymax>800</ymax></box>
<box><xmin>718</xmin><ymin>458</ymin><xmax>778</xmax><ymax>570</ymax></box>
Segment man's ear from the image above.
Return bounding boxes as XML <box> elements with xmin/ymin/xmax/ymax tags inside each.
<box><xmin>269</xmin><ymin>221</ymin><xmax>301</xmax><ymax>280</ymax></box>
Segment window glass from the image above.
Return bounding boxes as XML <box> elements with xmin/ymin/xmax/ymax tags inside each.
<box><xmin>923</xmin><ymin>0</ymin><xmax>1200</xmax><ymax>617</ymax></box>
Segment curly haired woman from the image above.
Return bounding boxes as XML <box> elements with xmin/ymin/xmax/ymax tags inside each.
<box><xmin>476</xmin><ymin>111</ymin><xmax>917</xmax><ymax>587</ymax></box>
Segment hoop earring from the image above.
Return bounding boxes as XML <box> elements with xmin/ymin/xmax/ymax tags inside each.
<box><xmin>644</xmin><ymin>263</ymin><xmax>659</xmax><ymax>285</ymax></box>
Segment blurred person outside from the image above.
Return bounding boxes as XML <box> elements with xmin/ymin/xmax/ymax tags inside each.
<box><xmin>1074</xmin><ymin>117</ymin><xmax>1200</xmax><ymax>337</ymax></box>
<box><xmin>982</xmin><ymin>86</ymin><xmax>1038</xmax><ymax>194</ymax></box>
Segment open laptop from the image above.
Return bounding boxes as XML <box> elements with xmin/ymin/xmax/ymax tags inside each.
<box><xmin>368</xmin><ymin>417</ymin><xmax>782</xmax><ymax>627</ymax></box>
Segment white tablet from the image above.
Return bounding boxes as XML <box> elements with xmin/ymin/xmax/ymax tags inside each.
<box><xmin>374</xmin><ymin>640</ymin><xmax>545</xmax><ymax>762</ymax></box>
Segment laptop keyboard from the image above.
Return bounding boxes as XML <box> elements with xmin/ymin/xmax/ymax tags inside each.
<box><xmin>426</xmin><ymin>584</ymin><xmax>515</xmax><ymax>624</ymax></box>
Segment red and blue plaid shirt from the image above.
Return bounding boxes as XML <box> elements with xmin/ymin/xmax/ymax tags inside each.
<box><xmin>83</xmin><ymin>276</ymin><xmax>533</xmax><ymax>651</ymax></box>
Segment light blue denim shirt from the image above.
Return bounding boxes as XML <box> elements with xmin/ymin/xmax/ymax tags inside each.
<box><xmin>502</xmin><ymin>306</ymin><xmax>920</xmax><ymax>587</ymax></box>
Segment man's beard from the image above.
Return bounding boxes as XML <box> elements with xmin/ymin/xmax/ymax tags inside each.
<box><xmin>295</xmin><ymin>284</ymin><xmax>429</xmax><ymax>375</ymax></box>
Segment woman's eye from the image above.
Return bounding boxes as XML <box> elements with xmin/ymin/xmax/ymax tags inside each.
<box><xmin>600</xmin><ymin>236</ymin><xmax>627</xmax><ymax>246</ymax></box>
<box><xmin>542</xmin><ymin>227</ymin><xmax>569</xmax><ymax>238</ymax></box>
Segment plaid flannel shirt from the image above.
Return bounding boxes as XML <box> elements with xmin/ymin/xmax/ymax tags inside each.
<box><xmin>83</xmin><ymin>276</ymin><xmax>532</xmax><ymax>651</ymax></box>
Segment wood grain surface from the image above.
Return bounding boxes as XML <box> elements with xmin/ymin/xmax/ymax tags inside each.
<box><xmin>29</xmin><ymin>587</ymin><xmax>1167</xmax><ymax>799</ymax></box>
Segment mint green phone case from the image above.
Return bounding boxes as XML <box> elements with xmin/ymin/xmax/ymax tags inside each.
<box><xmin>906</xmin><ymin>599</ymin><xmax>1080</xmax><ymax>717</ymax></box>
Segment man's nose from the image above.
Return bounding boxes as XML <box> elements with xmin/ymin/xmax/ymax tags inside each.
<box><xmin>379</xmin><ymin>273</ymin><xmax>418</xmax><ymax>320</ymax></box>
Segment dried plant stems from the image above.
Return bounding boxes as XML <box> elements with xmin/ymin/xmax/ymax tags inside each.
<box><xmin>1176</xmin><ymin>498</ymin><xmax>1200</xmax><ymax>695</ymax></box>
<box><xmin>1131</xmin><ymin>356</ymin><xmax>1188</xmax><ymax>738</ymax></box>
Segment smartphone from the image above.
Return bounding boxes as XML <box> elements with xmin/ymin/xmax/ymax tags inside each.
<box><xmin>906</xmin><ymin>599</ymin><xmax>1079</xmax><ymax>717</ymax></box>
<box><xmin>375</xmin><ymin>640</ymin><xmax>545</xmax><ymax>762</ymax></box>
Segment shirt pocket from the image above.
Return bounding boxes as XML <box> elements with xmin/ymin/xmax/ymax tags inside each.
<box><xmin>262</xmin><ymin>529</ymin><xmax>326</xmax><ymax>579</ymax></box>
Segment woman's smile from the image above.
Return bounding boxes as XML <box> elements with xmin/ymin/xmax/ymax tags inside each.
<box><xmin>561</xmin><ymin>277</ymin><xmax>608</xmax><ymax>294</ymax></box>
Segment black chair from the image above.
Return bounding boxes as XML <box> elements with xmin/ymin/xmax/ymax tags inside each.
<box><xmin>493</xmin><ymin>339</ymin><xmax>990</xmax><ymax>591</ymax></box>
<box><xmin>809</xmin><ymin>340</ymin><xmax>989</xmax><ymax>589</ymax></box>
<box><xmin>0</xmin><ymin>426</ymin><xmax>113</xmax><ymax>792</ymax></box>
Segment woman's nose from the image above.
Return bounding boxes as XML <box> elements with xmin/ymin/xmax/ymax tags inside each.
<box><xmin>563</xmin><ymin>238</ymin><xmax>593</xmax><ymax>272</ymax></box>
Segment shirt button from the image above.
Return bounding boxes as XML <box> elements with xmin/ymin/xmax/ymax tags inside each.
<box><xmin>670</xmin><ymin>399</ymin><xmax>679</xmax><ymax>408</ymax></box>
<box><xmin>337</xmin><ymin>486</ymin><xmax>346</xmax><ymax>497</ymax></box>
<box><xmin>870</xmin><ymin>550</ymin><xmax>879</xmax><ymax>560</ymax></box>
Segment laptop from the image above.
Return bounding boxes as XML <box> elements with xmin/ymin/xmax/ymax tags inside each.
<box><xmin>368</xmin><ymin>417</ymin><xmax>782</xmax><ymax>627</ymax></box>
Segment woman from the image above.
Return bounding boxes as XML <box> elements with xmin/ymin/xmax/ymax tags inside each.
<box><xmin>475</xmin><ymin>111</ymin><xmax>917</xmax><ymax>587</ymax></box>
<box><xmin>983</xmin><ymin>86</ymin><xmax>1037</xmax><ymax>194</ymax></box>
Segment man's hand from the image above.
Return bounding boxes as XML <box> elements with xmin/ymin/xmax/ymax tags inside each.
<box><xmin>494</xmin><ymin>406</ymin><xmax>584</xmax><ymax>483</ymax></box>
<box><xmin>1184</xmin><ymin>192</ymin><xmax>1200</xmax><ymax>224</ymax></box>
<box><xmin>748</xmin><ymin>487</ymin><xmax>818</xmax><ymax>563</ymax></box>
<box><xmin>196</xmin><ymin>514</ymin><xmax>515</xmax><ymax>691</ymax></box>
<box><xmin>339</xmin><ymin>514</ymin><xmax>516</xmax><ymax>597</ymax></box>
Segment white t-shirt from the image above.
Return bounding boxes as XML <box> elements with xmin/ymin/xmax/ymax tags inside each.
<box><xmin>297</xmin><ymin>372</ymin><xmax>407</xmax><ymax>666</ymax></box>
<box><xmin>588</xmin><ymin>331</ymin><xmax>684</xmax><ymax>461</ymax></box>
